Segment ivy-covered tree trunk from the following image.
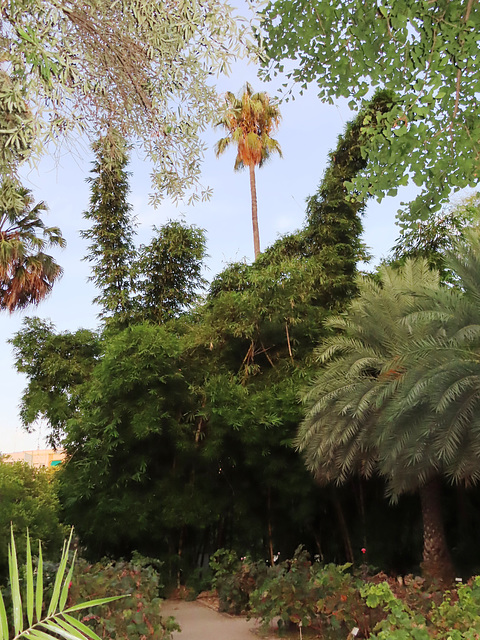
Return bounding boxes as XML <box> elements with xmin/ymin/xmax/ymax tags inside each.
<box><xmin>419</xmin><ymin>477</ymin><xmax>455</xmax><ymax>584</ymax></box>
<box><xmin>249</xmin><ymin>164</ymin><xmax>260</xmax><ymax>259</ymax></box>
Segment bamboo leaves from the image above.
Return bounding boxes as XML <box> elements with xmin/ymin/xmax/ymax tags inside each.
<box><xmin>1</xmin><ymin>528</ymin><xmax>121</xmax><ymax>640</ymax></box>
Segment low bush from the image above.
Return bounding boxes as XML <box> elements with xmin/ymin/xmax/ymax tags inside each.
<box><xmin>69</xmin><ymin>557</ymin><xmax>178</xmax><ymax>640</ymax></box>
<box><xmin>207</xmin><ymin>547</ymin><xmax>480</xmax><ymax>640</ymax></box>
<box><xmin>209</xmin><ymin>548</ymin><xmax>267</xmax><ymax>614</ymax></box>
<box><xmin>249</xmin><ymin>547</ymin><xmax>379</xmax><ymax>638</ymax></box>
<box><xmin>185</xmin><ymin>565</ymin><xmax>213</xmax><ymax>598</ymax></box>
<box><xmin>364</xmin><ymin>578</ymin><xmax>480</xmax><ymax>640</ymax></box>
<box><xmin>249</xmin><ymin>547</ymin><xmax>319</xmax><ymax>631</ymax></box>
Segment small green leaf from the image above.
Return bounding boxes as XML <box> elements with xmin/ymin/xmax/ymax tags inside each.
<box><xmin>26</xmin><ymin>628</ymin><xmax>61</xmax><ymax>640</ymax></box>
<box><xmin>59</xmin><ymin>551</ymin><xmax>77</xmax><ymax>610</ymax></box>
<box><xmin>55</xmin><ymin>614</ymin><xmax>101</xmax><ymax>640</ymax></box>
<box><xmin>39</xmin><ymin>620</ymin><xmax>85</xmax><ymax>640</ymax></box>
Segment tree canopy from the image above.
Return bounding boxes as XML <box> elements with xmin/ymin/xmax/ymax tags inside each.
<box><xmin>12</xmin><ymin>96</ymin><xmax>458</xmax><ymax>575</ymax></box>
<box><xmin>261</xmin><ymin>0</ymin><xmax>480</xmax><ymax>225</ymax></box>
<box><xmin>0</xmin><ymin>0</ymin><xmax>252</xmax><ymax>203</ymax></box>
<box><xmin>390</xmin><ymin>193</ymin><xmax>480</xmax><ymax>283</ymax></box>
<box><xmin>134</xmin><ymin>221</ymin><xmax>207</xmax><ymax>324</ymax></box>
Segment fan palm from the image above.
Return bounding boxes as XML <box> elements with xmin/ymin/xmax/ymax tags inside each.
<box><xmin>298</xmin><ymin>259</ymin><xmax>457</xmax><ymax>583</ymax></box>
<box><xmin>0</xmin><ymin>180</ymin><xmax>65</xmax><ymax>312</ymax></box>
<box><xmin>215</xmin><ymin>83</ymin><xmax>282</xmax><ymax>259</ymax></box>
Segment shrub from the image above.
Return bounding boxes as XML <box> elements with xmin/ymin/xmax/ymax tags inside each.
<box><xmin>363</xmin><ymin>578</ymin><xmax>480</xmax><ymax>640</ymax></box>
<box><xmin>250</xmin><ymin>547</ymin><xmax>381</xmax><ymax>638</ymax></box>
<box><xmin>249</xmin><ymin>547</ymin><xmax>318</xmax><ymax>631</ymax></box>
<box><xmin>185</xmin><ymin>565</ymin><xmax>213</xmax><ymax>598</ymax></box>
<box><xmin>209</xmin><ymin>549</ymin><xmax>266</xmax><ymax>614</ymax></box>
<box><xmin>69</xmin><ymin>557</ymin><xmax>178</xmax><ymax>640</ymax></box>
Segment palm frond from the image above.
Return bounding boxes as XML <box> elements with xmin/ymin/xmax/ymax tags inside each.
<box><xmin>1</xmin><ymin>528</ymin><xmax>122</xmax><ymax>640</ymax></box>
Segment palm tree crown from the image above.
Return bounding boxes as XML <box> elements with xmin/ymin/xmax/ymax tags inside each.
<box><xmin>298</xmin><ymin>259</ymin><xmax>461</xmax><ymax>582</ymax></box>
<box><xmin>215</xmin><ymin>83</ymin><xmax>282</xmax><ymax>259</ymax></box>
<box><xmin>0</xmin><ymin>180</ymin><xmax>65</xmax><ymax>312</ymax></box>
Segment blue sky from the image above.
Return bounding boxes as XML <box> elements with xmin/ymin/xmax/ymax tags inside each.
<box><xmin>0</xmin><ymin>57</ymin><xmax>415</xmax><ymax>454</ymax></box>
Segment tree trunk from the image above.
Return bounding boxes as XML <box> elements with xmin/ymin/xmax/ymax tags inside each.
<box><xmin>267</xmin><ymin>487</ymin><xmax>275</xmax><ymax>566</ymax></box>
<box><xmin>419</xmin><ymin>477</ymin><xmax>455</xmax><ymax>585</ymax></box>
<box><xmin>331</xmin><ymin>487</ymin><xmax>354</xmax><ymax>564</ymax></box>
<box><xmin>249</xmin><ymin>164</ymin><xmax>261</xmax><ymax>259</ymax></box>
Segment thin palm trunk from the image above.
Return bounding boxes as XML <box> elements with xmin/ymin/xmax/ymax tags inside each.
<box><xmin>419</xmin><ymin>477</ymin><xmax>455</xmax><ymax>584</ymax></box>
<box><xmin>249</xmin><ymin>164</ymin><xmax>260</xmax><ymax>259</ymax></box>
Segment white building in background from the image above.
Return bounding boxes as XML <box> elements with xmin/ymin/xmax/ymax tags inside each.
<box><xmin>1</xmin><ymin>449</ymin><xmax>65</xmax><ymax>468</ymax></box>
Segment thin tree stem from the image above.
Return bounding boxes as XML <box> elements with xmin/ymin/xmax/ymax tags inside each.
<box><xmin>249</xmin><ymin>164</ymin><xmax>261</xmax><ymax>259</ymax></box>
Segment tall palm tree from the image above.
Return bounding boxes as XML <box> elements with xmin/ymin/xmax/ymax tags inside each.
<box><xmin>298</xmin><ymin>259</ymin><xmax>459</xmax><ymax>583</ymax></box>
<box><xmin>0</xmin><ymin>180</ymin><xmax>65</xmax><ymax>312</ymax></box>
<box><xmin>215</xmin><ymin>83</ymin><xmax>282</xmax><ymax>259</ymax></box>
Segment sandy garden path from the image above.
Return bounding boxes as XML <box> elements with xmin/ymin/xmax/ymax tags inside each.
<box><xmin>161</xmin><ymin>599</ymin><xmax>276</xmax><ymax>640</ymax></box>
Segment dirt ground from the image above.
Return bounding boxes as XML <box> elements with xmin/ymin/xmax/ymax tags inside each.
<box><xmin>161</xmin><ymin>599</ymin><xmax>276</xmax><ymax>640</ymax></box>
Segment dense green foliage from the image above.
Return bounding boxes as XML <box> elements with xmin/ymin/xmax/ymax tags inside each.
<box><xmin>9</xmin><ymin>318</ymin><xmax>100</xmax><ymax>448</ymax></box>
<box><xmin>209</xmin><ymin>549</ymin><xmax>266</xmax><ymax>614</ymax></box>
<box><xmin>134</xmin><ymin>221</ymin><xmax>207</xmax><ymax>323</ymax></box>
<box><xmin>362</xmin><ymin>579</ymin><xmax>480</xmax><ymax>640</ymax></box>
<box><xmin>261</xmin><ymin>0</ymin><xmax>480</xmax><ymax>223</ymax></box>
<box><xmin>390</xmin><ymin>194</ymin><xmax>480</xmax><ymax>283</ymax></box>
<box><xmin>81</xmin><ymin>132</ymin><xmax>137</xmax><ymax>325</ymax></box>
<box><xmin>0</xmin><ymin>462</ymin><xmax>65</xmax><ymax>576</ymax></box>
<box><xmin>298</xmin><ymin>233</ymin><xmax>480</xmax><ymax>582</ymax></box>
<box><xmin>298</xmin><ymin>260</ymin><xmax>442</xmax><ymax>492</ymax></box>
<box><xmin>57</xmin><ymin>323</ymin><xmax>199</xmax><ymax>559</ymax></box>
<box><xmin>249</xmin><ymin>549</ymin><xmax>370</xmax><ymax>636</ymax></box>
<box><xmin>13</xmin><ymin>96</ymin><xmax>477</xmax><ymax>581</ymax></box>
<box><xmin>82</xmin><ymin>131</ymin><xmax>207</xmax><ymax>326</ymax></box>
<box><xmin>207</xmin><ymin>547</ymin><xmax>480</xmax><ymax>640</ymax></box>
<box><xmin>262</xmin><ymin>90</ymin><xmax>395</xmax><ymax>304</ymax></box>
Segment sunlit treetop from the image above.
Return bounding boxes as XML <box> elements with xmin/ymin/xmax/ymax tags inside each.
<box><xmin>260</xmin><ymin>0</ymin><xmax>480</xmax><ymax>227</ymax></box>
<box><xmin>0</xmin><ymin>0</ymin><xmax>256</xmax><ymax>204</ymax></box>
